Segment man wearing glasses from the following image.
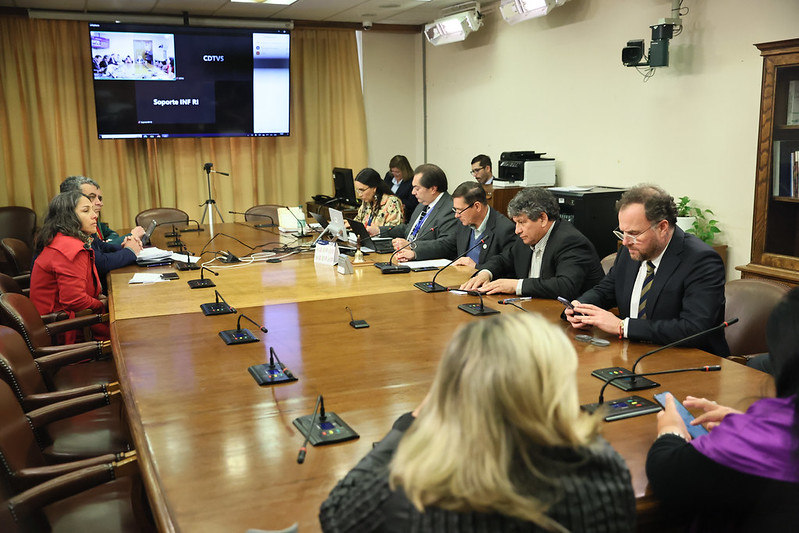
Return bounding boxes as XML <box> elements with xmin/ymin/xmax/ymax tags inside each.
<box><xmin>471</xmin><ymin>154</ymin><xmax>495</xmax><ymax>206</ymax></box>
<box><xmin>369</xmin><ymin>164</ymin><xmax>458</xmax><ymax>249</ymax></box>
<box><xmin>460</xmin><ymin>187</ymin><xmax>604</xmax><ymax>300</ymax></box>
<box><xmin>565</xmin><ymin>184</ymin><xmax>729</xmax><ymax>356</ymax></box>
<box><xmin>394</xmin><ymin>181</ymin><xmax>515</xmax><ymax>268</ymax></box>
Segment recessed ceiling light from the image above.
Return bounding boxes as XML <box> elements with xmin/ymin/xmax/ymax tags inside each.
<box><xmin>231</xmin><ymin>0</ymin><xmax>299</xmax><ymax>5</ymax></box>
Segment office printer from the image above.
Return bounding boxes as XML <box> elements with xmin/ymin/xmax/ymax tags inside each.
<box><xmin>496</xmin><ymin>151</ymin><xmax>556</xmax><ymax>188</ymax></box>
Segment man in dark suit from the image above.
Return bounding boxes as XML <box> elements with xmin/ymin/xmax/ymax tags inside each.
<box><xmin>370</xmin><ymin>163</ymin><xmax>458</xmax><ymax>248</ymax></box>
<box><xmin>460</xmin><ymin>187</ymin><xmax>604</xmax><ymax>300</ymax></box>
<box><xmin>566</xmin><ymin>184</ymin><xmax>729</xmax><ymax>357</ymax></box>
<box><xmin>471</xmin><ymin>154</ymin><xmax>495</xmax><ymax>207</ymax></box>
<box><xmin>394</xmin><ymin>181</ymin><xmax>515</xmax><ymax>269</ymax></box>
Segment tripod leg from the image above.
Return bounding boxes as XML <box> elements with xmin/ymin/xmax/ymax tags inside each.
<box><xmin>212</xmin><ymin>201</ymin><xmax>225</xmax><ymax>223</ymax></box>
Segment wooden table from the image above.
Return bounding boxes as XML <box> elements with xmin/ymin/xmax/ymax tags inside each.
<box><xmin>108</xmin><ymin>224</ymin><xmax>769</xmax><ymax>532</ymax></box>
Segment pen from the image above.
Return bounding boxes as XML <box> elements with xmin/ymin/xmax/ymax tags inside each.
<box><xmin>144</xmin><ymin>262</ymin><xmax>172</xmax><ymax>268</ymax></box>
<box><xmin>498</xmin><ymin>297</ymin><xmax>533</xmax><ymax>304</ymax></box>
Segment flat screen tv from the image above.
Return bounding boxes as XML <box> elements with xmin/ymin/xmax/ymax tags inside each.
<box><xmin>88</xmin><ymin>22</ymin><xmax>290</xmax><ymax>139</ymax></box>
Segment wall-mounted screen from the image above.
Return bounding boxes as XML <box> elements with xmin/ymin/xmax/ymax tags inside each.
<box><xmin>89</xmin><ymin>22</ymin><xmax>290</xmax><ymax>139</ymax></box>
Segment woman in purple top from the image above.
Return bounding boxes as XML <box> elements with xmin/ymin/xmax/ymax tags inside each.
<box><xmin>646</xmin><ymin>287</ymin><xmax>799</xmax><ymax>532</ymax></box>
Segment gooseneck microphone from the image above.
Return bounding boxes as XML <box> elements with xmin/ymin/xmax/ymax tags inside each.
<box><xmin>187</xmin><ymin>266</ymin><xmax>218</xmax><ymax>289</ymax></box>
<box><xmin>219</xmin><ymin>313</ymin><xmax>267</xmax><ymax>345</ymax></box>
<box><xmin>415</xmin><ymin>238</ymin><xmax>485</xmax><ymax>293</ymax></box>
<box><xmin>228</xmin><ymin>210</ymin><xmax>277</xmax><ymax>228</ymax></box>
<box><xmin>452</xmin><ymin>289</ymin><xmax>500</xmax><ymax>316</ymax></box>
<box><xmin>591</xmin><ymin>318</ymin><xmax>739</xmax><ymax>392</ymax></box>
<box><xmin>200</xmin><ymin>290</ymin><xmax>236</xmax><ymax>316</ymax></box>
<box><xmin>297</xmin><ymin>395</ymin><xmax>323</xmax><ymax>464</ymax></box>
<box><xmin>376</xmin><ymin>228</ymin><xmax>435</xmax><ymax>274</ymax></box>
<box><xmin>596</xmin><ymin>365</ymin><xmax>721</xmax><ymax>406</ymax></box>
<box><xmin>281</xmin><ymin>206</ymin><xmax>309</xmax><ymax>237</ymax></box>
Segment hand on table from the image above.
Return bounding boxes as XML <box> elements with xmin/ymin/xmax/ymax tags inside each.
<box><xmin>396</xmin><ymin>249</ymin><xmax>416</xmax><ymax>262</ymax></box>
<box><xmin>476</xmin><ymin>278</ymin><xmax>518</xmax><ymax>295</ymax></box>
<box><xmin>459</xmin><ymin>270</ymin><xmax>490</xmax><ymax>291</ymax></box>
<box><xmin>452</xmin><ymin>257</ymin><xmax>476</xmax><ymax>268</ymax></box>
<box><xmin>122</xmin><ymin>235</ymin><xmax>143</xmax><ymax>255</ymax></box>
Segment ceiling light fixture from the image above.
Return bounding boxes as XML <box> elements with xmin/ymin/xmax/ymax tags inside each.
<box><xmin>424</xmin><ymin>2</ymin><xmax>482</xmax><ymax>46</ymax></box>
<box><xmin>231</xmin><ymin>0</ymin><xmax>298</xmax><ymax>5</ymax></box>
<box><xmin>499</xmin><ymin>0</ymin><xmax>570</xmax><ymax>25</ymax></box>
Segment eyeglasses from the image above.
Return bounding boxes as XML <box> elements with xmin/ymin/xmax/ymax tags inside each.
<box><xmin>452</xmin><ymin>203</ymin><xmax>474</xmax><ymax>215</ymax></box>
<box><xmin>612</xmin><ymin>222</ymin><xmax>658</xmax><ymax>244</ymax></box>
<box><xmin>470</xmin><ymin>167</ymin><xmax>484</xmax><ymax>175</ymax></box>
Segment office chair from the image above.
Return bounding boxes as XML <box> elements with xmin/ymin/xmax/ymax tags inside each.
<box><xmin>0</xmin><ymin>206</ymin><xmax>36</xmax><ymax>248</ymax></box>
<box><xmin>245</xmin><ymin>204</ymin><xmax>280</xmax><ymax>225</ymax></box>
<box><xmin>600</xmin><ymin>252</ymin><xmax>617</xmax><ymax>275</ymax></box>
<box><xmin>0</xmin><ymin>272</ymin><xmax>31</xmax><ymax>298</ymax></box>
<box><xmin>1</xmin><ymin>238</ymin><xmax>33</xmax><ymax>277</ymax></box>
<box><xmin>134</xmin><ymin>207</ymin><xmax>189</xmax><ymax>228</ymax></box>
<box><xmin>724</xmin><ymin>278</ymin><xmax>791</xmax><ymax>361</ymax></box>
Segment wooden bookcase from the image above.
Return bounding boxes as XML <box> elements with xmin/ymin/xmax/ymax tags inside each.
<box><xmin>737</xmin><ymin>39</ymin><xmax>799</xmax><ymax>287</ymax></box>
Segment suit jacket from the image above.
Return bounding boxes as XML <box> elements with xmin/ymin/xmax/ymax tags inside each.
<box><xmin>384</xmin><ymin>173</ymin><xmax>418</xmax><ymax>223</ymax></box>
<box><xmin>577</xmin><ymin>227</ymin><xmax>729</xmax><ymax>357</ymax></box>
<box><xmin>411</xmin><ymin>207</ymin><xmax>516</xmax><ymax>269</ymax></box>
<box><xmin>379</xmin><ymin>192</ymin><xmax>458</xmax><ymax>244</ymax></box>
<box><xmin>92</xmin><ymin>238</ymin><xmax>137</xmax><ymax>293</ymax></box>
<box><xmin>480</xmin><ymin>219</ymin><xmax>604</xmax><ymax>300</ymax></box>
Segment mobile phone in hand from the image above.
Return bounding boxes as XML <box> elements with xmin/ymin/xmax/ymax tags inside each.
<box><xmin>653</xmin><ymin>392</ymin><xmax>709</xmax><ymax>439</ymax></box>
<box><xmin>557</xmin><ymin>296</ymin><xmax>575</xmax><ymax>310</ymax></box>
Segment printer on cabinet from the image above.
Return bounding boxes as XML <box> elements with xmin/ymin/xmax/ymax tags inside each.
<box><xmin>496</xmin><ymin>151</ymin><xmax>556</xmax><ymax>188</ymax></box>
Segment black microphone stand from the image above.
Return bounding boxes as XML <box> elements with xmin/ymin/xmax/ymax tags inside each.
<box><xmin>455</xmin><ymin>289</ymin><xmax>500</xmax><ymax>316</ymax></box>
<box><xmin>415</xmin><ymin>238</ymin><xmax>484</xmax><ymax>293</ymax></box>
<box><xmin>219</xmin><ymin>313</ymin><xmax>267</xmax><ymax>345</ymax></box>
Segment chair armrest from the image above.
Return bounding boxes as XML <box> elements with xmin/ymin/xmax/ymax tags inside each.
<box><xmin>34</xmin><ymin>344</ymin><xmax>113</xmax><ymax>370</ymax></box>
<box><xmin>25</xmin><ymin>390</ymin><xmax>119</xmax><ymax>429</ymax></box>
<box><xmin>33</xmin><ymin>340</ymin><xmax>111</xmax><ymax>359</ymax></box>
<box><xmin>21</xmin><ymin>383</ymin><xmax>113</xmax><ymax>411</ymax></box>
<box><xmin>44</xmin><ymin>313</ymin><xmax>108</xmax><ymax>336</ymax></box>
<box><xmin>40</xmin><ymin>311</ymin><xmax>69</xmax><ymax>324</ymax></box>
<box><xmin>11</xmin><ymin>454</ymin><xmax>119</xmax><ymax>489</ymax></box>
<box><xmin>12</xmin><ymin>273</ymin><xmax>30</xmax><ymax>289</ymax></box>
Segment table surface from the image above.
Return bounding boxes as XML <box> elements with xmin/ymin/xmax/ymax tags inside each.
<box><xmin>109</xmin><ymin>223</ymin><xmax>769</xmax><ymax>533</ymax></box>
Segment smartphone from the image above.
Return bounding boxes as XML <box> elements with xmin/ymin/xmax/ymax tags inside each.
<box><xmin>653</xmin><ymin>392</ymin><xmax>709</xmax><ymax>439</ymax></box>
<box><xmin>160</xmin><ymin>272</ymin><xmax>180</xmax><ymax>280</ymax></box>
<box><xmin>557</xmin><ymin>296</ymin><xmax>575</xmax><ymax>309</ymax></box>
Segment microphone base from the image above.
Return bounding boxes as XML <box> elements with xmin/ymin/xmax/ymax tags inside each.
<box><xmin>248</xmin><ymin>363</ymin><xmax>298</xmax><ymax>385</ymax></box>
<box><xmin>414</xmin><ymin>281</ymin><xmax>448</xmax><ymax>293</ymax></box>
<box><xmin>592</xmin><ymin>367</ymin><xmax>660</xmax><ymax>391</ymax></box>
<box><xmin>458</xmin><ymin>303</ymin><xmax>500</xmax><ymax>316</ymax></box>
<box><xmin>175</xmin><ymin>261</ymin><xmax>200</xmax><ymax>271</ymax></box>
<box><xmin>164</xmin><ymin>231</ymin><xmax>179</xmax><ymax>238</ymax></box>
<box><xmin>181</xmin><ymin>227</ymin><xmax>204</xmax><ymax>232</ymax></box>
<box><xmin>188</xmin><ymin>278</ymin><xmax>216</xmax><ymax>289</ymax></box>
<box><xmin>219</xmin><ymin>328</ymin><xmax>260</xmax><ymax>345</ymax></box>
<box><xmin>376</xmin><ymin>263</ymin><xmax>411</xmax><ymax>274</ymax></box>
<box><xmin>166</xmin><ymin>240</ymin><xmax>184</xmax><ymax>248</ymax></box>
<box><xmin>581</xmin><ymin>395</ymin><xmax>662</xmax><ymax>421</ymax></box>
<box><xmin>292</xmin><ymin>412</ymin><xmax>359</xmax><ymax>447</ymax></box>
<box><xmin>254</xmin><ymin>223</ymin><xmax>277</xmax><ymax>228</ymax></box>
<box><xmin>200</xmin><ymin>302</ymin><xmax>235</xmax><ymax>316</ymax></box>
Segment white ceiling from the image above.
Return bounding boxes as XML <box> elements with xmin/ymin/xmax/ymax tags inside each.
<box><xmin>0</xmin><ymin>0</ymin><xmax>483</xmax><ymax>25</ymax></box>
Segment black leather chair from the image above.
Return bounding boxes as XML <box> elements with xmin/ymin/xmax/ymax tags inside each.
<box><xmin>135</xmin><ymin>207</ymin><xmax>189</xmax><ymax>228</ymax></box>
<box><xmin>724</xmin><ymin>278</ymin><xmax>791</xmax><ymax>360</ymax></box>
<box><xmin>1</xmin><ymin>238</ymin><xmax>33</xmax><ymax>276</ymax></box>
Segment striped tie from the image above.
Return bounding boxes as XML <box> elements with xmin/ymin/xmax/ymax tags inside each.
<box><xmin>638</xmin><ymin>261</ymin><xmax>655</xmax><ymax>319</ymax></box>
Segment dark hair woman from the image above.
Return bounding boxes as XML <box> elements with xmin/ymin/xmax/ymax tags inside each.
<box><xmin>354</xmin><ymin>168</ymin><xmax>404</xmax><ymax>229</ymax></box>
<box><xmin>30</xmin><ymin>191</ymin><xmax>108</xmax><ymax>344</ymax></box>
<box><xmin>384</xmin><ymin>155</ymin><xmax>417</xmax><ymax>222</ymax></box>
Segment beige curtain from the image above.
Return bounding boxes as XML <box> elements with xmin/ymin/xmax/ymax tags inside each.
<box><xmin>0</xmin><ymin>16</ymin><xmax>368</xmax><ymax>230</ymax></box>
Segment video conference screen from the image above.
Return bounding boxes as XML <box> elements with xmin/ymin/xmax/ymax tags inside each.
<box><xmin>89</xmin><ymin>22</ymin><xmax>290</xmax><ymax>139</ymax></box>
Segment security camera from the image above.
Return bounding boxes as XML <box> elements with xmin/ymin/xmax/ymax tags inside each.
<box><xmin>362</xmin><ymin>21</ymin><xmax>373</xmax><ymax>31</ymax></box>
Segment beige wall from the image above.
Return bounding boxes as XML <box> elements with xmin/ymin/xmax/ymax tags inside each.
<box><xmin>362</xmin><ymin>0</ymin><xmax>799</xmax><ymax>280</ymax></box>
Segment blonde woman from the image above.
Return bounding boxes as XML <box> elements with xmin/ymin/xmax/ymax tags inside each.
<box><xmin>320</xmin><ymin>313</ymin><xmax>635</xmax><ymax>532</ymax></box>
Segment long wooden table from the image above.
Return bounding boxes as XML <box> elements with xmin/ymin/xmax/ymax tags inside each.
<box><xmin>108</xmin><ymin>223</ymin><xmax>770</xmax><ymax>532</ymax></box>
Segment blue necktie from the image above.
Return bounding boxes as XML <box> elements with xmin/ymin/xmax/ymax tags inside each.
<box><xmin>409</xmin><ymin>206</ymin><xmax>429</xmax><ymax>239</ymax></box>
<box><xmin>467</xmin><ymin>230</ymin><xmax>481</xmax><ymax>264</ymax></box>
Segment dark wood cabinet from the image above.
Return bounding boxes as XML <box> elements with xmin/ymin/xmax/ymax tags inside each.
<box><xmin>737</xmin><ymin>39</ymin><xmax>799</xmax><ymax>287</ymax></box>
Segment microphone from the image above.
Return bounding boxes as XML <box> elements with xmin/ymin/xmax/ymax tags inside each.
<box><xmin>292</xmin><ymin>394</ymin><xmax>359</xmax><ymax>463</ymax></box>
<box><xmin>153</xmin><ymin>218</ymin><xmax>204</xmax><ymax>233</ymax></box>
<box><xmin>187</xmin><ymin>266</ymin><xmax>218</xmax><ymax>289</ymax></box>
<box><xmin>165</xmin><ymin>223</ymin><xmax>182</xmax><ymax>248</ymax></box>
<box><xmin>228</xmin><ymin>210</ymin><xmax>277</xmax><ymax>228</ymax></box>
<box><xmin>375</xmin><ymin>228</ymin><xmax>435</xmax><ymax>274</ymax></box>
<box><xmin>200</xmin><ymin>290</ymin><xmax>236</xmax><ymax>316</ymax></box>
<box><xmin>164</xmin><ymin>223</ymin><xmax>179</xmax><ymax>238</ymax></box>
<box><xmin>450</xmin><ymin>289</ymin><xmax>500</xmax><ymax>316</ymax></box>
<box><xmin>504</xmin><ymin>301</ymin><xmax>529</xmax><ymax>313</ymax></box>
<box><xmin>581</xmin><ymin>365</ymin><xmax>721</xmax><ymax>421</ymax></box>
<box><xmin>219</xmin><ymin>313</ymin><xmax>267</xmax><ymax>345</ymax></box>
<box><xmin>247</xmin><ymin>346</ymin><xmax>298</xmax><ymax>386</ymax></box>
<box><xmin>414</xmin><ymin>238</ymin><xmax>484</xmax><ymax>293</ymax></box>
<box><xmin>280</xmin><ymin>206</ymin><xmax>309</xmax><ymax>237</ymax></box>
<box><xmin>592</xmin><ymin>318</ymin><xmax>738</xmax><ymax>391</ymax></box>
<box><xmin>174</xmin><ymin>243</ymin><xmax>200</xmax><ymax>271</ymax></box>
<box><xmin>181</xmin><ymin>219</ymin><xmax>205</xmax><ymax>233</ymax></box>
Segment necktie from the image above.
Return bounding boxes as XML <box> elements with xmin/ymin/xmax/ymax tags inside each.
<box><xmin>409</xmin><ymin>206</ymin><xmax>429</xmax><ymax>239</ymax></box>
<box><xmin>467</xmin><ymin>230</ymin><xmax>482</xmax><ymax>264</ymax></box>
<box><xmin>638</xmin><ymin>261</ymin><xmax>655</xmax><ymax>319</ymax></box>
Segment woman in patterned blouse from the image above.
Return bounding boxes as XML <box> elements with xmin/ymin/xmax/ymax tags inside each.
<box><xmin>353</xmin><ymin>168</ymin><xmax>404</xmax><ymax>231</ymax></box>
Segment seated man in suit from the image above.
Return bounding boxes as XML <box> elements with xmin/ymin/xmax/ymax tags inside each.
<box><xmin>470</xmin><ymin>154</ymin><xmax>495</xmax><ymax>207</ymax></box>
<box><xmin>394</xmin><ymin>181</ymin><xmax>516</xmax><ymax>269</ymax></box>
<box><xmin>60</xmin><ymin>176</ymin><xmax>142</xmax><ymax>291</ymax></box>
<box><xmin>369</xmin><ymin>163</ymin><xmax>458</xmax><ymax>249</ymax></box>
<box><xmin>565</xmin><ymin>184</ymin><xmax>729</xmax><ymax>357</ymax></box>
<box><xmin>460</xmin><ymin>187</ymin><xmax>604</xmax><ymax>300</ymax></box>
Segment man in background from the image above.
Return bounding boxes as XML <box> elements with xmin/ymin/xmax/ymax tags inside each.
<box><xmin>471</xmin><ymin>154</ymin><xmax>495</xmax><ymax>207</ymax></box>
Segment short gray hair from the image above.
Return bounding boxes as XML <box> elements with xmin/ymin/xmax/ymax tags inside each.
<box><xmin>507</xmin><ymin>187</ymin><xmax>559</xmax><ymax>221</ymax></box>
<box><xmin>60</xmin><ymin>175</ymin><xmax>100</xmax><ymax>194</ymax></box>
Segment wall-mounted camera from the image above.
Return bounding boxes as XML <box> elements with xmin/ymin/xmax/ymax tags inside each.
<box><xmin>622</xmin><ymin>22</ymin><xmax>676</xmax><ymax>68</ymax></box>
<box><xmin>362</xmin><ymin>21</ymin><xmax>373</xmax><ymax>31</ymax></box>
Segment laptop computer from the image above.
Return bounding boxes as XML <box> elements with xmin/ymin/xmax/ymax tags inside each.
<box><xmin>345</xmin><ymin>218</ymin><xmax>394</xmax><ymax>253</ymax></box>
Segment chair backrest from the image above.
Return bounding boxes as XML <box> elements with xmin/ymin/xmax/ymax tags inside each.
<box><xmin>0</xmin><ymin>379</ymin><xmax>49</xmax><ymax>494</ymax></box>
<box><xmin>0</xmin><ymin>326</ymin><xmax>49</xmax><ymax>404</ymax></box>
<box><xmin>724</xmin><ymin>278</ymin><xmax>791</xmax><ymax>357</ymax></box>
<box><xmin>0</xmin><ymin>273</ymin><xmax>24</xmax><ymax>297</ymax></box>
<box><xmin>135</xmin><ymin>208</ymin><xmax>189</xmax><ymax>228</ymax></box>
<box><xmin>0</xmin><ymin>206</ymin><xmax>36</xmax><ymax>248</ymax></box>
<box><xmin>0</xmin><ymin>293</ymin><xmax>53</xmax><ymax>352</ymax></box>
<box><xmin>245</xmin><ymin>204</ymin><xmax>280</xmax><ymax>223</ymax></box>
<box><xmin>0</xmin><ymin>238</ymin><xmax>33</xmax><ymax>276</ymax></box>
<box><xmin>600</xmin><ymin>252</ymin><xmax>617</xmax><ymax>275</ymax></box>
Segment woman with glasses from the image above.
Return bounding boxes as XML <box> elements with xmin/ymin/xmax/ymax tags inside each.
<box><xmin>320</xmin><ymin>313</ymin><xmax>635</xmax><ymax>533</ymax></box>
<box><xmin>383</xmin><ymin>155</ymin><xmax>417</xmax><ymax>222</ymax></box>
<box><xmin>352</xmin><ymin>168</ymin><xmax>404</xmax><ymax>231</ymax></box>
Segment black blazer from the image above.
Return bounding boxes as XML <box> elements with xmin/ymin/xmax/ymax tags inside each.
<box><xmin>379</xmin><ymin>193</ymin><xmax>457</xmax><ymax>244</ymax></box>
<box><xmin>577</xmin><ymin>226</ymin><xmax>729</xmax><ymax>357</ymax></box>
<box><xmin>383</xmin><ymin>173</ymin><xmax>417</xmax><ymax>223</ymax></box>
<box><xmin>91</xmin><ymin>238</ymin><xmax>137</xmax><ymax>293</ymax></box>
<box><xmin>411</xmin><ymin>207</ymin><xmax>517</xmax><ymax>268</ymax></box>
<box><xmin>480</xmin><ymin>219</ymin><xmax>604</xmax><ymax>300</ymax></box>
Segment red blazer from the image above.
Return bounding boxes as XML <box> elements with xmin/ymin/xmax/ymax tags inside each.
<box><xmin>31</xmin><ymin>233</ymin><xmax>105</xmax><ymax>343</ymax></box>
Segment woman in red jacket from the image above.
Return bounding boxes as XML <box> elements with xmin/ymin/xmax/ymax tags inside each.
<box><xmin>30</xmin><ymin>190</ymin><xmax>108</xmax><ymax>343</ymax></box>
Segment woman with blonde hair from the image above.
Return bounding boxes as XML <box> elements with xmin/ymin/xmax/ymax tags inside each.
<box><xmin>320</xmin><ymin>313</ymin><xmax>634</xmax><ymax>532</ymax></box>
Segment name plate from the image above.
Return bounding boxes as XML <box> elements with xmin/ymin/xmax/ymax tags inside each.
<box><xmin>314</xmin><ymin>240</ymin><xmax>340</xmax><ymax>266</ymax></box>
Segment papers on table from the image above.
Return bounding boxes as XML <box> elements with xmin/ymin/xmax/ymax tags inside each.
<box><xmin>402</xmin><ymin>259</ymin><xmax>450</xmax><ymax>271</ymax></box>
<box><xmin>137</xmin><ymin>247</ymin><xmax>172</xmax><ymax>263</ymax></box>
<box><xmin>129</xmin><ymin>273</ymin><xmax>168</xmax><ymax>284</ymax></box>
<box><xmin>169</xmin><ymin>252</ymin><xmax>199</xmax><ymax>263</ymax></box>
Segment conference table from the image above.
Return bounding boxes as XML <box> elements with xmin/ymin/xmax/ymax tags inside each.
<box><xmin>107</xmin><ymin>223</ymin><xmax>769</xmax><ymax>533</ymax></box>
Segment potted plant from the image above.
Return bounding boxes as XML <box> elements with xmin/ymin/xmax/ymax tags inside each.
<box><xmin>676</xmin><ymin>196</ymin><xmax>726</xmax><ymax>265</ymax></box>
